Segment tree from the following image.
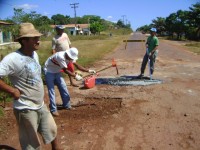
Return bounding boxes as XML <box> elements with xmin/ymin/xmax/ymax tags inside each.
<box><xmin>3</xmin><ymin>8</ymin><xmax>27</xmax><ymax>40</ymax></box>
<box><xmin>165</xmin><ymin>13</ymin><xmax>178</xmax><ymax>38</ymax></box>
<box><xmin>152</xmin><ymin>17</ymin><xmax>166</xmax><ymax>36</ymax></box>
<box><xmin>34</xmin><ymin>16</ymin><xmax>52</xmax><ymax>36</ymax></box>
<box><xmin>136</xmin><ymin>25</ymin><xmax>150</xmax><ymax>33</ymax></box>
<box><xmin>90</xmin><ymin>22</ymin><xmax>104</xmax><ymax>35</ymax></box>
<box><xmin>164</xmin><ymin>10</ymin><xmax>190</xmax><ymax>39</ymax></box>
<box><xmin>188</xmin><ymin>2</ymin><xmax>200</xmax><ymax>40</ymax></box>
<box><xmin>12</xmin><ymin>8</ymin><xmax>26</xmax><ymax>24</ymax></box>
<box><xmin>51</xmin><ymin>14</ymin><xmax>69</xmax><ymax>25</ymax></box>
<box><xmin>116</xmin><ymin>19</ymin><xmax>125</xmax><ymax>28</ymax></box>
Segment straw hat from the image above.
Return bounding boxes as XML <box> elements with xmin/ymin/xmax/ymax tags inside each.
<box><xmin>15</xmin><ymin>23</ymin><xmax>42</xmax><ymax>41</ymax></box>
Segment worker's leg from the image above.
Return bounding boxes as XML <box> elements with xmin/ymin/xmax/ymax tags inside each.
<box><xmin>37</xmin><ymin>105</ymin><xmax>60</xmax><ymax>149</ymax></box>
<box><xmin>140</xmin><ymin>53</ymin><xmax>149</xmax><ymax>75</ymax></box>
<box><xmin>149</xmin><ymin>51</ymin><xmax>158</xmax><ymax>75</ymax></box>
<box><xmin>55</xmin><ymin>73</ymin><xmax>71</xmax><ymax>109</ymax></box>
<box><xmin>45</xmin><ymin>72</ymin><xmax>57</xmax><ymax>113</ymax></box>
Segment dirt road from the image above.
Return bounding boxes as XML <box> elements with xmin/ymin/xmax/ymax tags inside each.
<box><xmin>1</xmin><ymin>32</ymin><xmax>200</xmax><ymax>150</ymax></box>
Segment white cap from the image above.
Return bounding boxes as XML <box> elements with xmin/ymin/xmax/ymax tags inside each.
<box><xmin>56</xmin><ymin>25</ymin><xmax>65</xmax><ymax>29</ymax></box>
<box><xmin>66</xmin><ymin>47</ymin><xmax>78</xmax><ymax>60</ymax></box>
<box><xmin>150</xmin><ymin>28</ymin><xmax>157</xmax><ymax>32</ymax></box>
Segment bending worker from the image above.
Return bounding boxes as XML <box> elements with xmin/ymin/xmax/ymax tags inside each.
<box><xmin>44</xmin><ymin>47</ymin><xmax>96</xmax><ymax>117</ymax></box>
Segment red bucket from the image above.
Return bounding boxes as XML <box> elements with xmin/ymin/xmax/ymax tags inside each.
<box><xmin>84</xmin><ymin>75</ymin><xmax>96</xmax><ymax>89</ymax></box>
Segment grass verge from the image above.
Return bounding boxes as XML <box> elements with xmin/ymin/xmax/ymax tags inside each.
<box><xmin>185</xmin><ymin>42</ymin><xmax>200</xmax><ymax>55</ymax></box>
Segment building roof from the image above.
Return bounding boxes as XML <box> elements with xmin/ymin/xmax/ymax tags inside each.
<box><xmin>51</xmin><ymin>24</ymin><xmax>89</xmax><ymax>29</ymax></box>
<box><xmin>0</xmin><ymin>21</ymin><xmax>14</xmax><ymax>25</ymax></box>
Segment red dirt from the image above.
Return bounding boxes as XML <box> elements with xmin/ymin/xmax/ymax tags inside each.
<box><xmin>1</xmin><ymin>32</ymin><xmax>200</xmax><ymax>150</ymax></box>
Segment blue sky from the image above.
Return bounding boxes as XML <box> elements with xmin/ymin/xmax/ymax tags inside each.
<box><xmin>0</xmin><ymin>0</ymin><xmax>198</xmax><ymax>30</ymax></box>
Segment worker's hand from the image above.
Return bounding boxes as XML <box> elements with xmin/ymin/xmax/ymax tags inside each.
<box><xmin>11</xmin><ymin>88</ymin><xmax>21</xmax><ymax>100</ymax></box>
<box><xmin>75</xmin><ymin>74</ymin><xmax>83</xmax><ymax>81</ymax></box>
<box><xmin>88</xmin><ymin>69</ymin><xmax>96</xmax><ymax>74</ymax></box>
<box><xmin>75</xmin><ymin>71</ymin><xmax>83</xmax><ymax>77</ymax></box>
<box><xmin>148</xmin><ymin>52</ymin><xmax>152</xmax><ymax>57</ymax></box>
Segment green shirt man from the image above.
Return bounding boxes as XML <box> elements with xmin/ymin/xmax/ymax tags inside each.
<box><xmin>138</xmin><ymin>28</ymin><xmax>159</xmax><ymax>78</ymax></box>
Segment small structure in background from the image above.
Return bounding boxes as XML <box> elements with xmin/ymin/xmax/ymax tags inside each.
<box><xmin>51</xmin><ymin>24</ymin><xmax>90</xmax><ymax>36</ymax></box>
<box><xmin>0</xmin><ymin>21</ymin><xmax>14</xmax><ymax>44</ymax></box>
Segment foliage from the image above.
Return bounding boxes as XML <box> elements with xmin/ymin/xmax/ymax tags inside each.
<box><xmin>152</xmin><ymin>17</ymin><xmax>166</xmax><ymax>35</ymax></box>
<box><xmin>51</xmin><ymin>14</ymin><xmax>70</xmax><ymax>25</ymax></box>
<box><xmin>2</xmin><ymin>8</ymin><xmax>132</xmax><ymax>40</ymax></box>
<box><xmin>90</xmin><ymin>22</ymin><xmax>104</xmax><ymax>34</ymax></box>
<box><xmin>0</xmin><ymin>77</ymin><xmax>13</xmax><ymax>111</ymax></box>
<box><xmin>136</xmin><ymin>2</ymin><xmax>200</xmax><ymax>41</ymax></box>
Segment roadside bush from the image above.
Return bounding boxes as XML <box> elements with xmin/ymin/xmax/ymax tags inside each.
<box><xmin>0</xmin><ymin>77</ymin><xmax>13</xmax><ymax>116</ymax></box>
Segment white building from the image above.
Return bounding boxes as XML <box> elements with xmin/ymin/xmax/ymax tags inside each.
<box><xmin>0</xmin><ymin>21</ymin><xmax>13</xmax><ymax>44</ymax></box>
<box><xmin>51</xmin><ymin>24</ymin><xmax>90</xmax><ymax>35</ymax></box>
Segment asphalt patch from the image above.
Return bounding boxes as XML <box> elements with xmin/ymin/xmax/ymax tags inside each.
<box><xmin>96</xmin><ymin>75</ymin><xmax>163</xmax><ymax>86</ymax></box>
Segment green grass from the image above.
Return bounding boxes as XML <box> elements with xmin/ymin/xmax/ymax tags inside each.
<box><xmin>38</xmin><ymin>34</ymin><xmax>129</xmax><ymax>67</ymax></box>
<box><xmin>185</xmin><ymin>42</ymin><xmax>200</xmax><ymax>55</ymax></box>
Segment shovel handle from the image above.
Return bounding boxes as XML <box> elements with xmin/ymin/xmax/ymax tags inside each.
<box><xmin>83</xmin><ymin>65</ymin><xmax>113</xmax><ymax>78</ymax></box>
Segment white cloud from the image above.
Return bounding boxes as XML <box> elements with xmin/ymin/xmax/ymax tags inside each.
<box><xmin>43</xmin><ymin>12</ymin><xmax>50</xmax><ymax>16</ymax></box>
<box><xmin>106</xmin><ymin>16</ymin><xmax>113</xmax><ymax>20</ymax></box>
<box><xmin>14</xmin><ymin>4</ymin><xmax>38</xmax><ymax>10</ymax></box>
<box><xmin>106</xmin><ymin>16</ymin><xmax>117</xmax><ymax>23</ymax></box>
<box><xmin>112</xmin><ymin>20</ymin><xmax>117</xmax><ymax>23</ymax></box>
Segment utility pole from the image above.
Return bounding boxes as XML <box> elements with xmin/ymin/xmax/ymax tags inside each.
<box><xmin>88</xmin><ymin>18</ymin><xmax>90</xmax><ymax>35</ymax></box>
<box><xmin>122</xmin><ymin>15</ymin><xmax>126</xmax><ymax>26</ymax></box>
<box><xmin>70</xmin><ymin>3</ymin><xmax>79</xmax><ymax>33</ymax></box>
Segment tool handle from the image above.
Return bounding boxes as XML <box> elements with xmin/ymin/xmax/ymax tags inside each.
<box><xmin>82</xmin><ymin>65</ymin><xmax>112</xmax><ymax>78</ymax></box>
<box><xmin>96</xmin><ymin>65</ymin><xmax>113</xmax><ymax>73</ymax></box>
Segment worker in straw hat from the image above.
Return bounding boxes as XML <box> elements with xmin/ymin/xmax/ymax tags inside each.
<box><xmin>0</xmin><ymin>23</ymin><xmax>61</xmax><ymax>149</ymax></box>
<box><xmin>44</xmin><ymin>47</ymin><xmax>96</xmax><ymax>117</ymax></box>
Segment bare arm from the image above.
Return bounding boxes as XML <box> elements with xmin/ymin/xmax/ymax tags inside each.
<box><xmin>52</xmin><ymin>49</ymin><xmax>56</xmax><ymax>54</ymax></box>
<box><xmin>73</xmin><ymin>62</ymin><xmax>89</xmax><ymax>72</ymax></box>
<box><xmin>62</xmin><ymin>68</ymin><xmax>76</xmax><ymax>77</ymax></box>
<box><xmin>151</xmin><ymin>45</ymin><xmax>159</xmax><ymax>53</ymax></box>
<box><xmin>0</xmin><ymin>79</ymin><xmax>21</xmax><ymax>99</ymax></box>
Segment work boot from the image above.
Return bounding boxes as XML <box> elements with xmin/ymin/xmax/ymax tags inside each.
<box><xmin>51</xmin><ymin>111</ymin><xmax>59</xmax><ymax>117</ymax></box>
<box><xmin>66</xmin><ymin>107</ymin><xmax>75</xmax><ymax>110</ymax></box>
<box><xmin>137</xmin><ymin>74</ymin><xmax>144</xmax><ymax>79</ymax></box>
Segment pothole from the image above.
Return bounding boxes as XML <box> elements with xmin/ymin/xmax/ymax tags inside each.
<box><xmin>59</xmin><ymin>97</ymin><xmax>122</xmax><ymax>120</ymax></box>
<box><xmin>96</xmin><ymin>76</ymin><xmax>163</xmax><ymax>86</ymax></box>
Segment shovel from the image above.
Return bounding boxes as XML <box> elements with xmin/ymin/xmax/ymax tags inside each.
<box><xmin>83</xmin><ymin>58</ymin><xmax>119</xmax><ymax>89</ymax></box>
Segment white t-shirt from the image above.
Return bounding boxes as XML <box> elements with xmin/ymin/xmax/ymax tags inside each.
<box><xmin>0</xmin><ymin>50</ymin><xmax>44</xmax><ymax>110</ymax></box>
<box><xmin>44</xmin><ymin>51</ymin><xmax>71</xmax><ymax>73</ymax></box>
<box><xmin>52</xmin><ymin>33</ymin><xmax>71</xmax><ymax>52</ymax></box>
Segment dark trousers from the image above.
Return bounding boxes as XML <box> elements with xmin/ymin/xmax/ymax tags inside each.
<box><xmin>140</xmin><ymin>52</ymin><xmax>157</xmax><ymax>75</ymax></box>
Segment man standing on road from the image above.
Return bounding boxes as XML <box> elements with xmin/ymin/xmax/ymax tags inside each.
<box><xmin>138</xmin><ymin>28</ymin><xmax>159</xmax><ymax>78</ymax></box>
<box><xmin>0</xmin><ymin>23</ymin><xmax>60</xmax><ymax>149</ymax></box>
<box><xmin>52</xmin><ymin>25</ymin><xmax>78</xmax><ymax>87</ymax></box>
<box><xmin>44</xmin><ymin>47</ymin><xmax>96</xmax><ymax>117</ymax></box>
